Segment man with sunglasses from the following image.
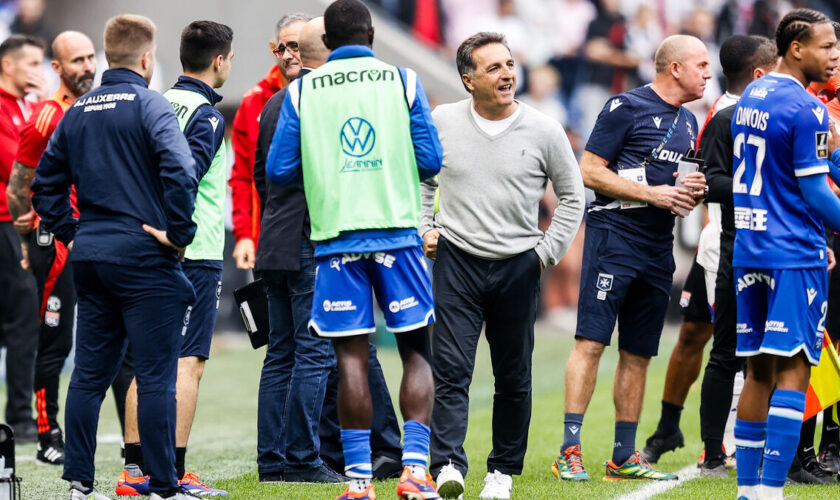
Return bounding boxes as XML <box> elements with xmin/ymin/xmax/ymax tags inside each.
<box><xmin>228</xmin><ymin>15</ymin><xmax>302</xmax><ymax>271</ymax></box>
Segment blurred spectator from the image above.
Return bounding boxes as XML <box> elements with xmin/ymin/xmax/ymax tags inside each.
<box><xmin>544</xmin><ymin>0</ymin><xmax>597</xmax><ymax>107</ymax></box>
<box><xmin>625</xmin><ymin>5</ymin><xmax>662</xmax><ymax>84</ymax></box>
<box><xmin>577</xmin><ymin>0</ymin><xmax>640</xmax><ymax>135</ymax></box>
<box><xmin>9</xmin><ymin>0</ymin><xmax>53</xmax><ymax>56</ymax></box>
<box><xmin>439</xmin><ymin>0</ymin><xmax>496</xmax><ymax>55</ymax></box>
<box><xmin>473</xmin><ymin>0</ymin><xmax>530</xmax><ymax>81</ymax></box>
<box><xmin>681</xmin><ymin>7</ymin><xmax>723</xmax><ymax>123</ymax></box>
<box><xmin>520</xmin><ymin>64</ymin><xmax>566</xmax><ymax>124</ymax></box>
<box><xmin>371</xmin><ymin>0</ymin><xmax>444</xmax><ymax>48</ymax></box>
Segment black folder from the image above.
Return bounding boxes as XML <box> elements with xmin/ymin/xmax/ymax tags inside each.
<box><xmin>232</xmin><ymin>279</ymin><xmax>269</xmax><ymax>349</ymax></box>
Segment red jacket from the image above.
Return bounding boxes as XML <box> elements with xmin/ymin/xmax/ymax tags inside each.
<box><xmin>0</xmin><ymin>87</ymin><xmax>32</xmax><ymax>221</ymax></box>
<box><xmin>229</xmin><ymin>65</ymin><xmax>286</xmax><ymax>245</ymax></box>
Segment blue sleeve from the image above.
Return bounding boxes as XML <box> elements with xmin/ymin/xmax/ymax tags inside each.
<box><xmin>266</xmin><ymin>86</ymin><xmax>302</xmax><ymax>186</ymax></box>
<box><xmin>401</xmin><ymin>68</ymin><xmax>442</xmax><ymax>181</ymax></box>
<box><xmin>30</xmin><ymin>120</ymin><xmax>76</xmax><ymax>244</ymax></box>
<box><xmin>792</xmin><ymin>103</ymin><xmax>830</xmax><ymax>177</ymax></box>
<box><xmin>183</xmin><ymin>106</ymin><xmax>225</xmax><ymax>180</ymax></box>
<box><xmin>828</xmin><ymin>148</ymin><xmax>840</xmax><ymax>185</ymax></box>
<box><xmin>799</xmin><ymin>174</ymin><xmax>840</xmax><ymax>233</ymax></box>
<box><xmin>143</xmin><ymin>94</ymin><xmax>199</xmax><ymax>248</ymax></box>
<box><xmin>584</xmin><ymin>95</ymin><xmax>634</xmax><ymax>162</ymax></box>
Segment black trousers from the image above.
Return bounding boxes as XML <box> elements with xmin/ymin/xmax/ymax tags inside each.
<box><xmin>699</xmin><ymin>236</ymin><xmax>743</xmax><ymax>457</ymax></box>
<box><xmin>429</xmin><ymin>237</ymin><xmax>540</xmax><ymax>477</ymax></box>
<box><xmin>319</xmin><ymin>342</ymin><xmax>402</xmax><ymax>471</ymax></box>
<box><xmin>0</xmin><ymin>222</ymin><xmax>39</xmax><ymax>426</ymax></box>
<box><xmin>28</xmin><ymin>233</ymin><xmax>74</xmax><ymax>436</ymax></box>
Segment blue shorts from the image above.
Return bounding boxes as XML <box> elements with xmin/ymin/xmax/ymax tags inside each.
<box><xmin>309</xmin><ymin>246</ymin><xmax>434</xmax><ymax>337</ymax></box>
<box><xmin>575</xmin><ymin>225</ymin><xmax>675</xmax><ymax>357</ymax></box>
<box><xmin>181</xmin><ymin>266</ymin><xmax>222</xmax><ymax>359</ymax></box>
<box><xmin>735</xmin><ymin>267</ymin><xmax>826</xmax><ymax>366</ymax></box>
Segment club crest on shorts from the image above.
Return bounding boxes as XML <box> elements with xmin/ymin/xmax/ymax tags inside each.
<box><xmin>680</xmin><ymin>291</ymin><xmax>691</xmax><ymax>308</ymax></box>
<box><xmin>596</xmin><ymin>273</ymin><xmax>613</xmax><ymax>301</ymax></box>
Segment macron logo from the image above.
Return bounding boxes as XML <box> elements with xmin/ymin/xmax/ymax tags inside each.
<box><xmin>610</xmin><ymin>99</ymin><xmax>623</xmax><ymax>112</ymax></box>
<box><xmin>569</xmin><ymin>426</ymin><xmax>579</xmax><ymax>435</ymax></box>
<box><xmin>813</xmin><ymin>107</ymin><xmax>825</xmax><ymax>124</ymax></box>
<box><xmin>653</xmin><ymin>116</ymin><xmax>662</xmax><ymax>128</ymax></box>
<box><xmin>208</xmin><ymin>116</ymin><xmax>220</xmax><ymax>132</ymax></box>
<box><xmin>808</xmin><ymin>288</ymin><xmax>817</xmax><ymax>305</ymax></box>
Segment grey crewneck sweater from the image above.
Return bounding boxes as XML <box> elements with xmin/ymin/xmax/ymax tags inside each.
<box><xmin>420</xmin><ymin>99</ymin><xmax>585</xmax><ymax>266</ymax></box>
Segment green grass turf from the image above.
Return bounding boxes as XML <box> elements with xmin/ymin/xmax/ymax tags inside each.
<box><xmin>13</xmin><ymin>325</ymin><xmax>837</xmax><ymax>499</ymax></box>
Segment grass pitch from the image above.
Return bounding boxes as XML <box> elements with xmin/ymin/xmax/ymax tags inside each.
<box><xmin>14</xmin><ymin>324</ymin><xmax>837</xmax><ymax>499</ymax></box>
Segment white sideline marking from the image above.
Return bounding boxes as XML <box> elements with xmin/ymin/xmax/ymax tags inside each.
<box><xmin>97</xmin><ymin>434</ymin><xmax>123</xmax><ymax>444</ymax></box>
<box><xmin>612</xmin><ymin>463</ymin><xmax>699</xmax><ymax>500</ymax></box>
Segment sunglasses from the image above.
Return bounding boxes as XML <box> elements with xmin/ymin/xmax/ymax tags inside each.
<box><xmin>272</xmin><ymin>41</ymin><xmax>299</xmax><ymax>56</ymax></box>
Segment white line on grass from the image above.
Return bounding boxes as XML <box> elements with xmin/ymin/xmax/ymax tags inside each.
<box><xmin>612</xmin><ymin>463</ymin><xmax>700</xmax><ymax>500</ymax></box>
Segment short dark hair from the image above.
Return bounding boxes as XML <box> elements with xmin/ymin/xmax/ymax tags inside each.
<box><xmin>324</xmin><ymin>0</ymin><xmax>371</xmax><ymax>49</ymax></box>
<box><xmin>180</xmin><ymin>20</ymin><xmax>233</xmax><ymax>73</ymax></box>
<box><xmin>0</xmin><ymin>34</ymin><xmax>45</xmax><ymax>66</ymax></box>
<box><xmin>750</xmin><ymin>35</ymin><xmax>778</xmax><ymax>70</ymax></box>
<box><xmin>455</xmin><ymin>32</ymin><xmax>510</xmax><ymax>92</ymax></box>
<box><xmin>775</xmin><ymin>8</ymin><xmax>831</xmax><ymax>56</ymax></box>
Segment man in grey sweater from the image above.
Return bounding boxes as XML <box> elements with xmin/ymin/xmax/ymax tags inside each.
<box><xmin>420</xmin><ymin>32</ymin><xmax>585</xmax><ymax>500</ymax></box>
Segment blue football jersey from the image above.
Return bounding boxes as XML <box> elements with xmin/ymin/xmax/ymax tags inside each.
<box><xmin>731</xmin><ymin>73</ymin><xmax>830</xmax><ymax>269</ymax></box>
<box><xmin>586</xmin><ymin>85</ymin><xmax>699</xmax><ymax>248</ymax></box>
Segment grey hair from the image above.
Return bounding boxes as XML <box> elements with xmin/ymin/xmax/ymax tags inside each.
<box><xmin>276</xmin><ymin>13</ymin><xmax>312</xmax><ymax>34</ymax></box>
<box><xmin>455</xmin><ymin>32</ymin><xmax>510</xmax><ymax>92</ymax></box>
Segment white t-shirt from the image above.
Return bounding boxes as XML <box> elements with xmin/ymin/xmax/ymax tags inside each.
<box><xmin>470</xmin><ymin>103</ymin><xmax>522</xmax><ymax>136</ymax></box>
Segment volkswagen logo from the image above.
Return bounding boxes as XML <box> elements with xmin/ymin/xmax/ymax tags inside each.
<box><xmin>340</xmin><ymin>117</ymin><xmax>376</xmax><ymax>157</ymax></box>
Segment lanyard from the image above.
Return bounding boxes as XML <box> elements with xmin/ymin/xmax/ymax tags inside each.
<box><xmin>643</xmin><ymin>108</ymin><xmax>682</xmax><ymax>166</ymax></box>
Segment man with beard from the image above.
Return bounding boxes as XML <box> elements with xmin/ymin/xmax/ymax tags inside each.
<box><xmin>6</xmin><ymin>30</ymin><xmax>95</xmax><ymax>467</ymax></box>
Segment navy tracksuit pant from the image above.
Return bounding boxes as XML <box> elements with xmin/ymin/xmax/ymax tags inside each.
<box><xmin>63</xmin><ymin>261</ymin><xmax>194</xmax><ymax>493</ymax></box>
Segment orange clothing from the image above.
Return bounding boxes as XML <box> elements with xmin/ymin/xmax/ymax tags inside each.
<box><xmin>229</xmin><ymin>65</ymin><xmax>286</xmax><ymax>245</ymax></box>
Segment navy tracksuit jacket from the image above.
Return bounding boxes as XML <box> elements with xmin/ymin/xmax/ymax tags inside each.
<box><xmin>31</xmin><ymin>68</ymin><xmax>198</xmax><ymax>492</ymax></box>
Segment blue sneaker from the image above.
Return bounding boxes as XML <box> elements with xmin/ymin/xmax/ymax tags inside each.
<box><xmin>178</xmin><ymin>473</ymin><xmax>228</xmax><ymax>497</ymax></box>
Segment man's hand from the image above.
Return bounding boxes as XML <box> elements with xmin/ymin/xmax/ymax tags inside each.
<box><xmin>680</xmin><ymin>171</ymin><xmax>707</xmax><ymax>198</ymax></box>
<box><xmin>646</xmin><ymin>182</ymin><xmax>697</xmax><ymax>217</ymax></box>
<box><xmin>829</xmin><ymin>247</ymin><xmax>836</xmax><ymax>272</ymax></box>
<box><xmin>142</xmin><ymin>224</ymin><xmax>185</xmax><ymax>261</ymax></box>
<box><xmin>233</xmin><ymin>237</ymin><xmax>256</xmax><ymax>269</ymax></box>
<box><xmin>422</xmin><ymin>229</ymin><xmax>439</xmax><ymax>260</ymax></box>
<box><xmin>25</xmin><ymin>71</ymin><xmax>49</xmax><ymax>101</ymax></box>
<box><xmin>20</xmin><ymin>242</ymin><xmax>29</xmax><ymax>270</ymax></box>
<box><xmin>13</xmin><ymin>210</ymin><xmax>36</xmax><ymax>234</ymax></box>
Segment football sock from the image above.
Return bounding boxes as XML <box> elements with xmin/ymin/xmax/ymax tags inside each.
<box><xmin>735</xmin><ymin>418</ymin><xmax>766</xmax><ymax>487</ymax></box>
<box><xmin>561</xmin><ymin>413</ymin><xmax>584</xmax><ymax>450</ymax></box>
<box><xmin>656</xmin><ymin>400</ymin><xmax>683</xmax><ymax>435</ymax></box>
<box><xmin>761</xmin><ymin>389</ymin><xmax>805</xmax><ymax>488</ymax></box>
<box><xmin>821</xmin><ymin>405</ymin><xmax>839</xmax><ymax>450</ymax></box>
<box><xmin>124</xmin><ymin>442</ymin><xmax>145</xmax><ymax>472</ymax></box>
<box><xmin>796</xmin><ymin>415</ymin><xmax>817</xmax><ymax>461</ymax></box>
<box><xmin>402</xmin><ymin>420</ymin><xmax>430</xmax><ymax>478</ymax></box>
<box><xmin>758</xmin><ymin>484</ymin><xmax>784</xmax><ymax>500</ymax></box>
<box><xmin>736</xmin><ymin>485</ymin><xmax>758</xmax><ymax>500</ymax></box>
<box><xmin>612</xmin><ymin>421</ymin><xmax>638</xmax><ymax>465</ymax></box>
<box><xmin>175</xmin><ymin>447</ymin><xmax>186</xmax><ymax>479</ymax></box>
<box><xmin>341</xmin><ymin>428</ymin><xmax>372</xmax><ymax>492</ymax></box>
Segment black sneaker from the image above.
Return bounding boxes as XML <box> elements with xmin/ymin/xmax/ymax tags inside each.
<box><xmin>819</xmin><ymin>443</ymin><xmax>840</xmax><ymax>474</ymax></box>
<box><xmin>698</xmin><ymin>454</ymin><xmax>729</xmax><ymax>478</ymax></box>
<box><xmin>258</xmin><ymin>471</ymin><xmax>284</xmax><ymax>483</ymax></box>
<box><xmin>641</xmin><ymin>429</ymin><xmax>684</xmax><ymax>463</ymax></box>
<box><xmin>11</xmin><ymin>420</ymin><xmax>37</xmax><ymax>444</ymax></box>
<box><xmin>284</xmin><ymin>463</ymin><xmax>347</xmax><ymax>483</ymax></box>
<box><xmin>36</xmin><ymin>428</ymin><xmax>65</xmax><ymax>465</ymax></box>
<box><xmin>372</xmin><ymin>455</ymin><xmax>402</xmax><ymax>480</ymax></box>
<box><xmin>788</xmin><ymin>456</ymin><xmax>837</xmax><ymax>484</ymax></box>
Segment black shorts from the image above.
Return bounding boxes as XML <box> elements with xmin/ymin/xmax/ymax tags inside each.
<box><xmin>181</xmin><ymin>266</ymin><xmax>222</xmax><ymax>360</ymax></box>
<box><xmin>680</xmin><ymin>257</ymin><xmax>713</xmax><ymax>323</ymax></box>
<box><xmin>575</xmin><ymin>225</ymin><xmax>675</xmax><ymax>357</ymax></box>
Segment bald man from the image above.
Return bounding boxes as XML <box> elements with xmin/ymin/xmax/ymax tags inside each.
<box><xmin>5</xmin><ymin>30</ymin><xmax>96</xmax><ymax>466</ymax></box>
<box><xmin>551</xmin><ymin>34</ymin><xmax>709</xmax><ymax>482</ymax></box>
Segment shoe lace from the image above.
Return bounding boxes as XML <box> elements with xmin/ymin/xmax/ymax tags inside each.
<box><xmin>180</xmin><ymin>472</ymin><xmax>204</xmax><ymax>487</ymax></box>
<box><xmin>562</xmin><ymin>447</ymin><xmax>585</xmax><ymax>473</ymax></box>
